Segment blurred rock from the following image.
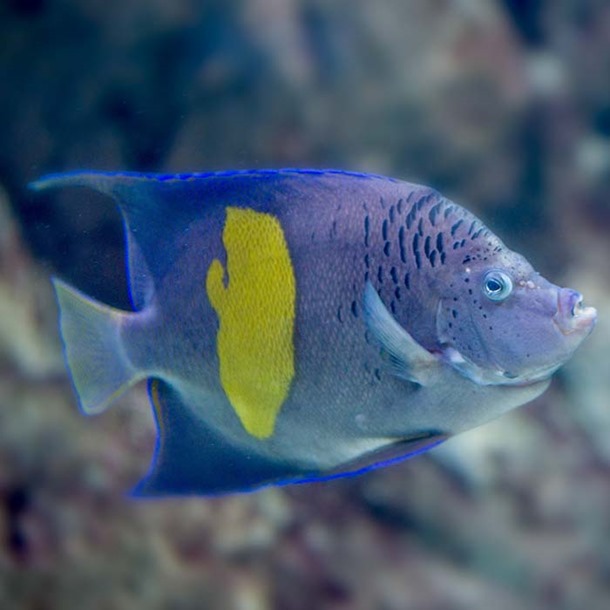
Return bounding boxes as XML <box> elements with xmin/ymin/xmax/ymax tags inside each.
<box><xmin>560</xmin><ymin>262</ymin><xmax>610</xmax><ymax>463</ymax></box>
<box><xmin>0</xmin><ymin>184</ymin><xmax>62</xmax><ymax>377</ymax></box>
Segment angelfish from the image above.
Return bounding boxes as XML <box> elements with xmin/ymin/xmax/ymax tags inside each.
<box><xmin>30</xmin><ymin>169</ymin><xmax>597</xmax><ymax>495</ymax></box>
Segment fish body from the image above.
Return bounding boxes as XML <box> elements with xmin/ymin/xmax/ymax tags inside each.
<box><xmin>31</xmin><ymin>169</ymin><xmax>597</xmax><ymax>495</ymax></box>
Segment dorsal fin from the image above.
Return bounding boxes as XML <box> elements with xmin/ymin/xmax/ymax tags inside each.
<box><xmin>29</xmin><ymin>169</ymin><xmax>408</xmax><ymax>310</ymax></box>
<box><xmin>30</xmin><ymin>171</ymin><xmax>184</xmax><ymax>309</ymax></box>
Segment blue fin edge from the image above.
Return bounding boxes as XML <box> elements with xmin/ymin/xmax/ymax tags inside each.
<box><xmin>29</xmin><ymin>167</ymin><xmax>400</xmax><ymax>191</ymax></box>
<box><xmin>283</xmin><ymin>435</ymin><xmax>447</xmax><ymax>488</ymax></box>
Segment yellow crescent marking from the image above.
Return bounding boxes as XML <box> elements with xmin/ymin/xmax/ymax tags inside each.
<box><xmin>206</xmin><ymin>207</ymin><xmax>296</xmax><ymax>439</ymax></box>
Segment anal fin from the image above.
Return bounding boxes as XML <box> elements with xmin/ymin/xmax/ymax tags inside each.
<box><xmin>292</xmin><ymin>432</ymin><xmax>448</xmax><ymax>485</ymax></box>
<box><xmin>134</xmin><ymin>381</ymin><xmax>300</xmax><ymax>497</ymax></box>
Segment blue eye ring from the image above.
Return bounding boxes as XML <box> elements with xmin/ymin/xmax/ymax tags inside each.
<box><xmin>482</xmin><ymin>270</ymin><xmax>513</xmax><ymax>302</ymax></box>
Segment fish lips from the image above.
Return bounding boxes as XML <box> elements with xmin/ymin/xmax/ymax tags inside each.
<box><xmin>553</xmin><ymin>288</ymin><xmax>597</xmax><ymax>337</ymax></box>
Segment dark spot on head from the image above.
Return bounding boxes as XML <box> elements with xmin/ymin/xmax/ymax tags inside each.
<box><xmin>450</xmin><ymin>219</ymin><xmax>463</xmax><ymax>236</ymax></box>
<box><xmin>382</xmin><ymin>219</ymin><xmax>388</xmax><ymax>241</ymax></box>
<box><xmin>406</xmin><ymin>208</ymin><xmax>415</xmax><ymax>230</ymax></box>
<box><xmin>428</xmin><ymin>202</ymin><xmax>442</xmax><ymax>226</ymax></box>
<box><xmin>436</xmin><ymin>233</ymin><xmax>444</xmax><ymax>253</ymax></box>
<box><xmin>424</xmin><ymin>235</ymin><xmax>431</xmax><ymax>258</ymax></box>
<box><xmin>398</xmin><ymin>226</ymin><xmax>407</xmax><ymax>263</ymax></box>
<box><xmin>384</xmin><ymin>241</ymin><xmax>391</xmax><ymax>256</ymax></box>
<box><xmin>351</xmin><ymin>301</ymin><xmax>358</xmax><ymax>317</ymax></box>
<box><xmin>412</xmin><ymin>233</ymin><xmax>421</xmax><ymax>269</ymax></box>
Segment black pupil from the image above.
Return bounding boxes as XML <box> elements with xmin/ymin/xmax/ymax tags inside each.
<box><xmin>487</xmin><ymin>278</ymin><xmax>503</xmax><ymax>293</ymax></box>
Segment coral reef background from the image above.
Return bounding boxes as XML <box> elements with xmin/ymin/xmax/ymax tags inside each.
<box><xmin>1</xmin><ymin>1</ymin><xmax>610</xmax><ymax>608</ymax></box>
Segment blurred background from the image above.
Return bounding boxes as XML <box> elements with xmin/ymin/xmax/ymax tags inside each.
<box><xmin>1</xmin><ymin>0</ymin><xmax>609</xmax><ymax>608</ymax></box>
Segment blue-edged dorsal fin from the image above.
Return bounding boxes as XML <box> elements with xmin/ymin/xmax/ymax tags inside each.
<box><xmin>134</xmin><ymin>380</ymin><xmax>302</xmax><ymax>497</ymax></box>
<box><xmin>30</xmin><ymin>171</ymin><xmax>177</xmax><ymax>310</ymax></box>
<box><xmin>362</xmin><ymin>282</ymin><xmax>441</xmax><ymax>386</ymax></box>
<box><xmin>29</xmin><ymin>168</ymin><xmax>402</xmax><ymax>310</ymax></box>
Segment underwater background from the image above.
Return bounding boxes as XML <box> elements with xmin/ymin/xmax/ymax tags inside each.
<box><xmin>1</xmin><ymin>1</ymin><xmax>609</xmax><ymax>608</ymax></box>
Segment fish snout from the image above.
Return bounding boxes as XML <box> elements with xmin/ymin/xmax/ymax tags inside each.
<box><xmin>553</xmin><ymin>288</ymin><xmax>597</xmax><ymax>336</ymax></box>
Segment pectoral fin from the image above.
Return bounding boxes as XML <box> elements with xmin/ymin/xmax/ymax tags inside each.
<box><xmin>362</xmin><ymin>282</ymin><xmax>440</xmax><ymax>385</ymax></box>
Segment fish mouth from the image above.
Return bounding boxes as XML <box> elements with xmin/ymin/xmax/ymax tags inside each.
<box><xmin>553</xmin><ymin>289</ymin><xmax>597</xmax><ymax>336</ymax></box>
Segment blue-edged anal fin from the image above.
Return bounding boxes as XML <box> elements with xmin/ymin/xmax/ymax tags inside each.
<box><xmin>362</xmin><ymin>282</ymin><xmax>441</xmax><ymax>385</ymax></box>
<box><xmin>322</xmin><ymin>431</ymin><xmax>448</xmax><ymax>481</ymax></box>
<box><xmin>135</xmin><ymin>380</ymin><xmax>303</xmax><ymax>497</ymax></box>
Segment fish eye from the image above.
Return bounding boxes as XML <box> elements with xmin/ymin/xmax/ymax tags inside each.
<box><xmin>482</xmin><ymin>270</ymin><xmax>513</xmax><ymax>302</ymax></box>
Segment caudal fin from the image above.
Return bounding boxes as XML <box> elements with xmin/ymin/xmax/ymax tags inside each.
<box><xmin>53</xmin><ymin>279</ymin><xmax>140</xmax><ymax>414</ymax></box>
